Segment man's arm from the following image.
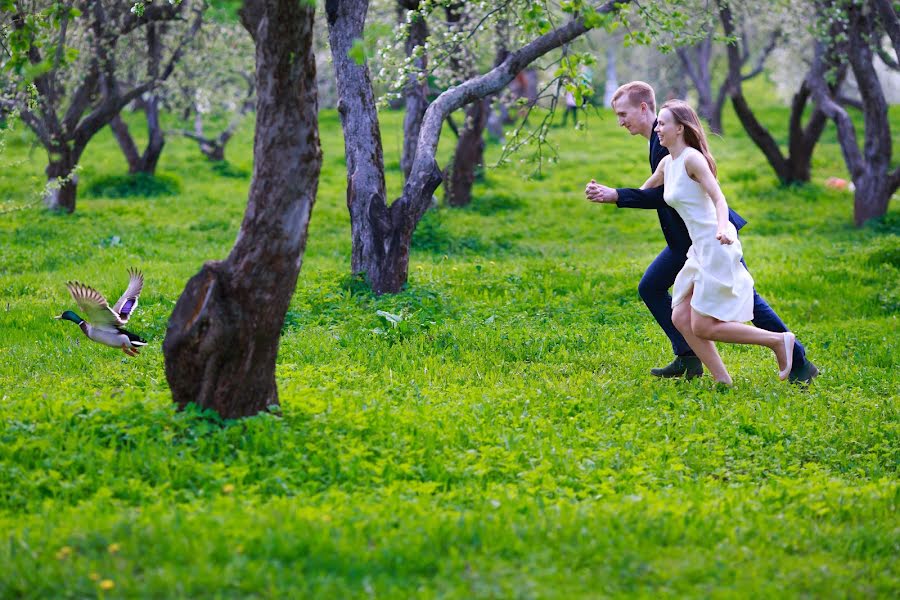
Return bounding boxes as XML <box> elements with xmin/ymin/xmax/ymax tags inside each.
<box><xmin>585</xmin><ymin>181</ymin><xmax>665</xmax><ymax>208</ymax></box>
<box><xmin>615</xmin><ymin>185</ymin><xmax>666</xmax><ymax>209</ymax></box>
<box><xmin>587</xmin><ymin>156</ymin><xmax>668</xmax><ymax>208</ymax></box>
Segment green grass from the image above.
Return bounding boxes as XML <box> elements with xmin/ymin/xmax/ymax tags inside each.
<box><xmin>0</xmin><ymin>96</ymin><xmax>898</xmax><ymax>598</ymax></box>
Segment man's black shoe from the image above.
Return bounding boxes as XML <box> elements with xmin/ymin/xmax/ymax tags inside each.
<box><xmin>651</xmin><ymin>356</ymin><xmax>703</xmax><ymax>379</ymax></box>
<box><xmin>789</xmin><ymin>360</ymin><xmax>820</xmax><ymax>385</ymax></box>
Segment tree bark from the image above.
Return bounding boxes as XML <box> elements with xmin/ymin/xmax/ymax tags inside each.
<box><xmin>399</xmin><ymin>0</ymin><xmax>429</xmax><ymax>181</ymax></box>
<box><xmin>109</xmin><ymin>96</ymin><xmax>166</xmax><ymax>175</ymax></box>
<box><xmin>328</xmin><ymin>0</ymin><xmax>628</xmax><ymax>294</ymax></box>
<box><xmin>163</xmin><ymin>0</ymin><xmax>321</xmax><ymax>418</ymax></box>
<box><xmin>44</xmin><ymin>149</ymin><xmax>81</xmax><ymax>213</ymax></box>
<box><xmin>444</xmin><ymin>5</ymin><xmax>504</xmax><ymax>207</ymax></box>
<box><xmin>445</xmin><ymin>98</ymin><xmax>489</xmax><ymax>206</ymax></box>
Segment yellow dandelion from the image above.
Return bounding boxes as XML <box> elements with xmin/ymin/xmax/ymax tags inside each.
<box><xmin>89</xmin><ymin>573</ymin><xmax>101</xmax><ymax>581</ymax></box>
<box><xmin>99</xmin><ymin>579</ymin><xmax>115</xmax><ymax>591</ymax></box>
<box><xmin>107</xmin><ymin>543</ymin><xmax>120</xmax><ymax>554</ymax></box>
<box><xmin>222</xmin><ymin>483</ymin><xmax>235</xmax><ymax>494</ymax></box>
<box><xmin>55</xmin><ymin>546</ymin><xmax>72</xmax><ymax>560</ymax></box>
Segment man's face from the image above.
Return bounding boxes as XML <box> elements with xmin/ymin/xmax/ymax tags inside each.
<box><xmin>612</xmin><ymin>97</ymin><xmax>646</xmax><ymax>136</ymax></box>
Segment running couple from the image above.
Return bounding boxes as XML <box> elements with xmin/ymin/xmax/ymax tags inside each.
<box><xmin>585</xmin><ymin>81</ymin><xmax>819</xmax><ymax>386</ymax></box>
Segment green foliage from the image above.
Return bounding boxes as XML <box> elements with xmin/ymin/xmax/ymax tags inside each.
<box><xmin>0</xmin><ymin>100</ymin><xmax>898</xmax><ymax>597</ymax></box>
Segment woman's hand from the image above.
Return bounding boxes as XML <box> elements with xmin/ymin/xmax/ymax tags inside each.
<box><xmin>716</xmin><ymin>226</ymin><xmax>735</xmax><ymax>245</ymax></box>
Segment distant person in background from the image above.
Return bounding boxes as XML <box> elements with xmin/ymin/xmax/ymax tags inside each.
<box><xmin>584</xmin><ymin>81</ymin><xmax>818</xmax><ymax>384</ymax></box>
<box><xmin>561</xmin><ymin>90</ymin><xmax>579</xmax><ymax>127</ymax></box>
<box><xmin>561</xmin><ymin>66</ymin><xmax>593</xmax><ymax>128</ymax></box>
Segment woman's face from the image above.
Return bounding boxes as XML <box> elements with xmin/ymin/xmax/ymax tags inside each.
<box><xmin>654</xmin><ymin>108</ymin><xmax>683</xmax><ymax>148</ymax></box>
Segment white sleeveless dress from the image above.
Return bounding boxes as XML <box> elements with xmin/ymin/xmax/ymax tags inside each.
<box><xmin>664</xmin><ymin>147</ymin><xmax>754</xmax><ymax>322</ymax></box>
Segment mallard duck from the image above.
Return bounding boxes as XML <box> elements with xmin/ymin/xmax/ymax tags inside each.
<box><xmin>56</xmin><ymin>268</ymin><xmax>147</xmax><ymax>356</ymax></box>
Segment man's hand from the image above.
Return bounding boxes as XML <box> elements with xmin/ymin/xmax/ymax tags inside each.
<box><xmin>585</xmin><ymin>179</ymin><xmax>618</xmax><ymax>204</ymax></box>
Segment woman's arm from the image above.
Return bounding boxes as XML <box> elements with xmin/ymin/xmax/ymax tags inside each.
<box><xmin>685</xmin><ymin>153</ymin><xmax>734</xmax><ymax>244</ymax></box>
<box><xmin>640</xmin><ymin>155</ymin><xmax>668</xmax><ymax>190</ymax></box>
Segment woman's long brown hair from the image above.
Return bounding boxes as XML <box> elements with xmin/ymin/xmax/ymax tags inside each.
<box><xmin>660</xmin><ymin>99</ymin><xmax>717</xmax><ymax>178</ymax></box>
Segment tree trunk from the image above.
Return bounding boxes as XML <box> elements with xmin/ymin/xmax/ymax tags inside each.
<box><xmin>109</xmin><ymin>96</ymin><xmax>165</xmax><ymax>175</ymax></box>
<box><xmin>399</xmin><ymin>1</ymin><xmax>429</xmax><ymax>181</ymax></box>
<box><xmin>445</xmin><ymin>97</ymin><xmax>488</xmax><ymax>207</ymax></box>
<box><xmin>44</xmin><ymin>148</ymin><xmax>81</xmax><ymax>212</ymax></box>
<box><xmin>163</xmin><ymin>0</ymin><xmax>321</xmax><ymax>418</ymax></box>
<box><xmin>853</xmin><ymin>173</ymin><xmax>893</xmax><ymax>226</ymax></box>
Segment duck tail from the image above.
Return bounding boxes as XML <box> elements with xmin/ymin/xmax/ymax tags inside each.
<box><xmin>119</xmin><ymin>328</ymin><xmax>148</xmax><ymax>345</ymax></box>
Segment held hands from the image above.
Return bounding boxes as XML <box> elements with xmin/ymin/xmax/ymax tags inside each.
<box><xmin>585</xmin><ymin>179</ymin><xmax>618</xmax><ymax>204</ymax></box>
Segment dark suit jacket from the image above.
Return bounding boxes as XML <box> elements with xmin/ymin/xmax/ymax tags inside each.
<box><xmin>616</xmin><ymin>124</ymin><xmax>746</xmax><ymax>257</ymax></box>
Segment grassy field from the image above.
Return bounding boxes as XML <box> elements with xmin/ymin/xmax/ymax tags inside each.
<box><xmin>0</xmin><ymin>95</ymin><xmax>898</xmax><ymax>598</ymax></box>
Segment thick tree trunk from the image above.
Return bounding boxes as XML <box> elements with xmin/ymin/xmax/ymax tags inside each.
<box><xmin>163</xmin><ymin>0</ymin><xmax>321</xmax><ymax>418</ymax></box>
<box><xmin>445</xmin><ymin>98</ymin><xmax>488</xmax><ymax>207</ymax></box>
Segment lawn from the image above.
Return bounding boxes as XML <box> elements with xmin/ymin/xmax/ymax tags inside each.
<box><xmin>0</xmin><ymin>96</ymin><xmax>898</xmax><ymax>598</ymax></box>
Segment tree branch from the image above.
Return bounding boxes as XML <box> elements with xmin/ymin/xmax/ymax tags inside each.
<box><xmin>414</xmin><ymin>0</ymin><xmax>626</xmax><ymax>167</ymax></box>
<box><xmin>872</xmin><ymin>0</ymin><xmax>900</xmax><ymax>63</ymax></box>
<box><xmin>742</xmin><ymin>29</ymin><xmax>780</xmax><ymax>81</ymax></box>
<box><xmin>119</xmin><ymin>2</ymin><xmax>182</xmax><ymax>37</ymax></box>
<box><xmin>808</xmin><ymin>41</ymin><xmax>865</xmax><ymax>179</ymax></box>
<box><xmin>401</xmin><ymin>0</ymin><xmax>629</xmax><ymax>220</ymax></box>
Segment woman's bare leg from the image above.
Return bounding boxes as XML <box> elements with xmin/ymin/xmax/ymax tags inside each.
<box><xmin>672</xmin><ymin>292</ymin><xmax>732</xmax><ymax>384</ymax></box>
<box><xmin>691</xmin><ymin>313</ymin><xmax>793</xmax><ymax>376</ymax></box>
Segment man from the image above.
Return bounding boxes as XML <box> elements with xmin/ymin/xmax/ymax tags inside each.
<box><xmin>585</xmin><ymin>81</ymin><xmax>818</xmax><ymax>384</ymax></box>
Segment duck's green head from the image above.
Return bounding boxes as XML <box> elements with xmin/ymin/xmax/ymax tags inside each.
<box><xmin>55</xmin><ymin>310</ymin><xmax>83</xmax><ymax>324</ymax></box>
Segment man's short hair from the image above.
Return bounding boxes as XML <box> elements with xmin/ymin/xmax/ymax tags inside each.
<box><xmin>611</xmin><ymin>81</ymin><xmax>656</xmax><ymax>113</ymax></box>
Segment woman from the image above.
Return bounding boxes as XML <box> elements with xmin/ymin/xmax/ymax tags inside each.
<box><xmin>640</xmin><ymin>99</ymin><xmax>794</xmax><ymax>385</ymax></box>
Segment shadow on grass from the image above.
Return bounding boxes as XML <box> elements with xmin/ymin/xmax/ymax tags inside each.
<box><xmin>462</xmin><ymin>191</ymin><xmax>526</xmax><ymax>216</ymax></box>
<box><xmin>210</xmin><ymin>161</ymin><xmax>250</xmax><ymax>179</ymax></box>
<box><xmin>84</xmin><ymin>173</ymin><xmax>181</xmax><ymax>198</ymax></box>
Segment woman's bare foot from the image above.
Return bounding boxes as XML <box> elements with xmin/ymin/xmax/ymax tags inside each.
<box><xmin>714</xmin><ymin>374</ymin><xmax>733</xmax><ymax>386</ymax></box>
<box><xmin>776</xmin><ymin>332</ymin><xmax>795</xmax><ymax>380</ymax></box>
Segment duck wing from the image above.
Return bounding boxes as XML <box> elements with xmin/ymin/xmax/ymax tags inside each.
<box><xmin>66</xmin><ymin>281</ymin><xmax>124</xmax><ymax>331</ymax></box>
<box><xmin>112</xmin><ymin>268</ymin><xmax>144</xmax><ymax>324</ymax></box>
